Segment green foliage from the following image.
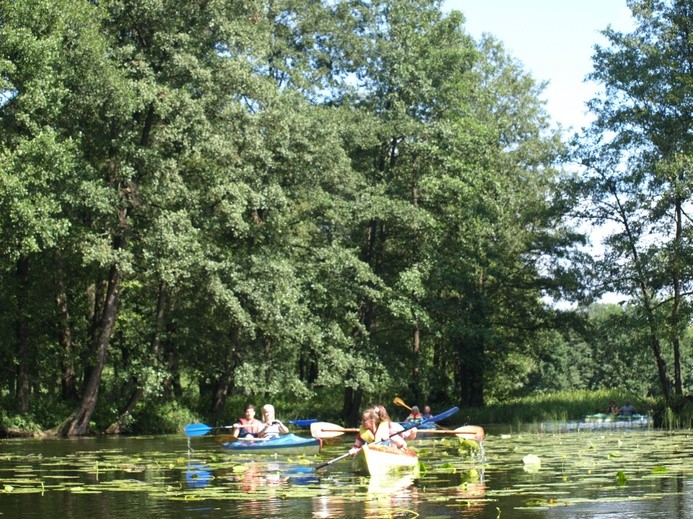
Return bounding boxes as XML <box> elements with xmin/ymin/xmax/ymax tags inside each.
<box><xmin>0</xmin><ymin>0</ymin><xmax>687</xmax><ymax>436</ymax></box>
<box><xmin>127</xmin><ymin>401</ymin><xmax>199</xmax><ymax>435</ymax></box>
<box><xmin>0</xmin><ymin>412</ymin><xmax>42</xmax><ymax>435</ymax></box>
<box><xmin>572</xmin><ymin>0</ymin><xmax>693</xmax><ymax>399</ymax></box>
<box><xmin>462</xmin><ymin>389</ymin><xmax>655</xmax><ymax>426</ymax></box>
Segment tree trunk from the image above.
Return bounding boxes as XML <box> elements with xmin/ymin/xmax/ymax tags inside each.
<box><xmin>54</xmin><ymin>251</ymin><xmax>78</xmax><ymax>401</ymax></box>
<box><xmin>58</xmin><ymin>262</ymin><xmax>121</xmax><ymax>436</ymax></box>
<box><xmin>105</xmin><ymin>281</ymin><xmax>168</xmax><ymax>434</ymax></box>
<box><xmin>612</xmin><ymin>188</ymin><xmax>673</xmax><ymax>399</ymax></box>
<box><xmin>455</xmin><ymin>337</ymin><xmax>485</xmax><ymax>408</ymax></box>
<box><xmin>342</xmin><ymin>386</ymin><xmax>363</xmax><ymax>426</ymax></box>
<box><xmin>671</xmin><ymin>198</ymin><xmax>683</xmax><ymax>396</ymax></box>
<box><xmin>410</xmin><ymin>325</ymin><xmax>421</xmax><ymax>403</ymax></box>
<box><xmin>16</xmin><ymin>255</ymin><xmax>31</xmax><ymax>414</ymax></box>
<box><xmin>210</xmin><ymin>327</ymin><xmax>241</xmax><ymax>415</ymax></box>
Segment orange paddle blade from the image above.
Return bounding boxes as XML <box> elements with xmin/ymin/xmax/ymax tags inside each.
<box><xmin>393</xmin><ymin>396</ymin><xmax>412</xmax><ymax>411</ymax></box>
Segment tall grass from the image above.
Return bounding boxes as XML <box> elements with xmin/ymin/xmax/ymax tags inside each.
<box><xmin>459</xmin><ymin>389</ymin><xmax>655</xmax><ymax>428</ymax></box>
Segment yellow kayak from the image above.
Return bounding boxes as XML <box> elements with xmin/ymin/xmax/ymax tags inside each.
<box><xmin>352</xmin><ymin>443</ymin><xmax>419</xmax><ymax>476</ymax></box>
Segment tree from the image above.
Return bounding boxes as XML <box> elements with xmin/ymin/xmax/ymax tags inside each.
<box><xmin>573</xmin><ymin>0</ymin><xmax>693</xmax><ymax>400</ymax></box>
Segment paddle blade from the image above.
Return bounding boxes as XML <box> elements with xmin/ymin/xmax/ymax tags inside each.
<box><xmin>454</xmin><ymin>425</ymin><xmax>485</xmax><ymax>441</ymax></box>
<box><xmin>310</xmin><ymin>422</ymin><xmax>346</xmax><ymax>439</ymax></box>
<box><xmin>393</xmin><ymin>396</ymin><xmax>412</xmax><ymax>410</ymax></box>
<box><xmin>184</xmin><ymin>423</ymin><xmax>213</xmax><ymax>437</ymax></box>
<box><xmin>289</xmin><ymin>419</ymin><xmax>317</xmax><ymax>427</ymax></box>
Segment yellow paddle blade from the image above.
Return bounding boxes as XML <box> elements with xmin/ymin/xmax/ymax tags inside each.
<box><xmin>393</xmin><ymin>396</ymin><xmax>412</xmax><ymax>410</ymax></box>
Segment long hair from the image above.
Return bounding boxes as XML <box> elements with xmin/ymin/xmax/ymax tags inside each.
<box><xmin>262</xmin><ymin>404</ymin><xmax>276</xmax><ymax>423</ymax></box>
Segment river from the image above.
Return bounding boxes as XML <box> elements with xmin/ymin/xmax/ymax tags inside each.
<box><xmin>0</xmin><ymin>427</ymin><xmax>690</xmax><ymax>518</ymax></box>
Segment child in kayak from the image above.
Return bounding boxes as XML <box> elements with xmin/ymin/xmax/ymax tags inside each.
<box><xmin>349</xmin><ymin>405</ymin><xmax>415</xmax><ymax>455</ymax></box>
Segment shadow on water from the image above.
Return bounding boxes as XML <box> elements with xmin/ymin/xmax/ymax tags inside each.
<box><xmin>0</xmin><ymin>429</ymin><xmax>691</xmax><ymax>518</ymax></box>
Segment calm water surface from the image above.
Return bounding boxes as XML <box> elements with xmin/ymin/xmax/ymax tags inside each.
<box><xmin>0</xmin><ymin>427</ymin><xmax>691</xmax><ymax>518</ymax></box>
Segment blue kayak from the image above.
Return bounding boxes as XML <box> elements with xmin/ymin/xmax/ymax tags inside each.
<box><xmin>222</xmin><ymin>433</ymin><xmax>321</xmax><ymax>455</ymax></box>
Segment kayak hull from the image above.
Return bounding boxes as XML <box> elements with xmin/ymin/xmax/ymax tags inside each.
<box><xmin>222</xmin><ymin>433</ymin><xmax>321</xmax><ymax>455</ymax></box>
<box><xmin>352</xmin><ymin>444</ymin><xmax>419</xmax><ymax>477</ymax></box>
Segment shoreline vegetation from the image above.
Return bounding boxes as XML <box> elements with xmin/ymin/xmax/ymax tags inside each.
<box><xmin>1</xmin><ymin>390</ymin><xmax>690</xmax><ymax>439</ymax></box>
<box><xmin>1</xmin><ymin>1</ymin><xmax>690</xmax><ymax>441</ymax></box>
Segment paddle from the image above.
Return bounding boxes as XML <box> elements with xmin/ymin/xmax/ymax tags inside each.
<box><xmin>290</xmin><ymin>418</ymin><xmax>317</xmax><ymax>428</ymax></box>
<box><xmin>185</xmin><ymin>423</ymin><xmax>226</xmax><ymax>437</ymax></box>
<box><xmin>432</xmin><ymin>425</ymin><xmax>485</xmax><ymax>441</ymax></box>
<box><xmin>310</xmin><ymin>422</ymin><xmax>359</xmax><ymax>439</ymax></box>
<box><xmin>311</xmin><ymin>421</ymin><xmax>484</xmax><ymax>441</ymax></box>
<box><xmin>184</xmin><ymin>422</ymin><xmax>261</xmax><ymax>437</ymax></box>
<box><xmin>393</xmin><ymin>396</ymin><xmax>412</xmax><ymax>411</ymax></box>
<box><xmin>313</xmin><ymin>406</ymin><xmax>459</xmax><ymax>471</ymax></box>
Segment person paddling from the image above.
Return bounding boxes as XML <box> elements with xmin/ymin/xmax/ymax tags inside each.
<box><xmin>405</xmin><ymin>405</ymin><xmax>422</xmax><ymax>423</ymax></box>
<box><xmin>374</xmin><ymin>404</ymin><xmax>415</xmax><ymax>444</ymax></box>
<box><xmin>349</xmin><ymin>408</ymin><xmax>379</xmax><ymax>455</ymax></box>
<box><xmin>232</xmin><ymin>403</ymin><xmax>263</xmax><ymax>438</ymax></box>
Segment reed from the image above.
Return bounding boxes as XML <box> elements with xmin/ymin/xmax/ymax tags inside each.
<box><xmin>459</xmin><ymin>389</ymin><xmax>654</xmax><ymax>426</ymax></box>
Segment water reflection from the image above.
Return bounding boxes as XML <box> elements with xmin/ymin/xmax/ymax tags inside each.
<box><xmin>0</xmin><ymin>431</ymin><xmax>691</xmax><ymax>518</ymax></box>
<box><xmin>184</xmin><ymin>462</ymin><xmax>213</xmax><ymax>488</ymax></box>
<box><xmin>364</xmin><ymin>474</ymin><xmax>417</xmax><ymax>518</ymax></box>
<box><xmin>419</xmin><ymin>467</ymin><xmax>488</xmax><ymax>516</ymax></box>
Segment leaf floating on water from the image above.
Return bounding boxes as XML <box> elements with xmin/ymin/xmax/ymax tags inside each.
<box><xmin>417</xmin><ymin>461</ymin><xmax>427</xmax><ymax>477</ymax></box>
<box><xmin>616</xmin><ymin>471</ymin><xmax>627</xmax><ymax>486</ymax></box>
<box><xmin>651</xmin><ymin>466</ymin><xmax>668</xmax><ymax>474</ymax></box>
<box><xmin>438</xmin><ymin>462</ymin><xmax>456</xmax><ymax>473</ymax></box>
<box><xmin>523</xmin><ymin>497</ymin><xmax>548</xmax><ymax>507</ymax></box>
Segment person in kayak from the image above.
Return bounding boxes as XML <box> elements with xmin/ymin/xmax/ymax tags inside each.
<box><xmin>405</xmin><ymin>406</ymin><xmax>422</xmax><ymax>423</ymax></box>
<box><xmin>258</xmin><ymin>404</ymin><xmax>289</xmax><ymax>438</ymax></box>
<box><xmin>605</xmin><ymin>400</ymin><xmax>620</xmax><ymax>415</ymax></box>
<box><xmin>421</xmin><ymin>405</ymin><xmax>433</xmax><ymax>420</ymax></box>
<box><xmin>349</xmin><ymin>404</ymin><xmax>416</xmax><ymax>456</ymax></box>
<box><xmin>349</xmin><ymin>407</ymin><xmax>379</xmax><ymax>455</ymax></box>
<box><xmin>620</xmin><ymin>401</ymin><xmax>635</xmax><ymax>416</ymax></box>
<box><xmin>232</xmin><ymin>403</ymin><xmax>263</xmax><ymax>438</ymax></box>
<box><xmin>374</xmin><ymin>404</ymin><xmax>416</xmax><ymax>445</ymax></box>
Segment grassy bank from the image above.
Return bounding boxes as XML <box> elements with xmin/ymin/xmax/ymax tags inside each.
<box><xmin>458</xmin><ymin>389</ymin><xmax>651</xmax><ymax>428</ymax></box>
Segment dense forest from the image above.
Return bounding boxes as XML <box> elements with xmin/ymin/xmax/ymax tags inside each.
<box><xmin>0</xmin><ymin>0</ymin><xmax>691</xmax><ymax>436</ymax></box>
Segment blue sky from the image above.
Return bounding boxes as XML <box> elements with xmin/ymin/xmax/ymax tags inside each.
<box><xmin>443</xmin><ymin>0</ymin><xmax>634</xmax><ymax>132</ymax></box>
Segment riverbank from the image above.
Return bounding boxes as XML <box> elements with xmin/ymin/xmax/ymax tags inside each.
<box><xmin>458</xmin><ymin>389</ymin><xmax>692</xmax><ymax>430</ymax></box>
<box><xmin>2</xmin><ymin>389</ymin><xmax>691</xmax><ymax>437</ymax></box>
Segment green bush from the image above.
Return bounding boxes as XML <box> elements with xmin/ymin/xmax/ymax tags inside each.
<box><xmin>127</xmin><ymin>400</ymin><xmax>200</xmax><ymax>435</ymax></box>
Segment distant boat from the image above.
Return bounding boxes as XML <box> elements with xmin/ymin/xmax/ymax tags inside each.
<box><xmin>539</xmin><ymin>414</ymin><xmax>653</xmax><ymax>433</ymax></box>
<box><xmin>583</xmin><ymin>413</ymin><xmax>652</xmax><ymax>423</ymax></box>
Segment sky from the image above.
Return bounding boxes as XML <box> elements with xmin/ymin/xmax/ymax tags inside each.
<box><xmin>443</xmin><ymin>1</ymin><xmax>637</xmax><ymax>305</ymax></box>
<box><xmin>443</xmin><ymin>0</ymin><xmax>635</xmax><ymax>132</ymax></box>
